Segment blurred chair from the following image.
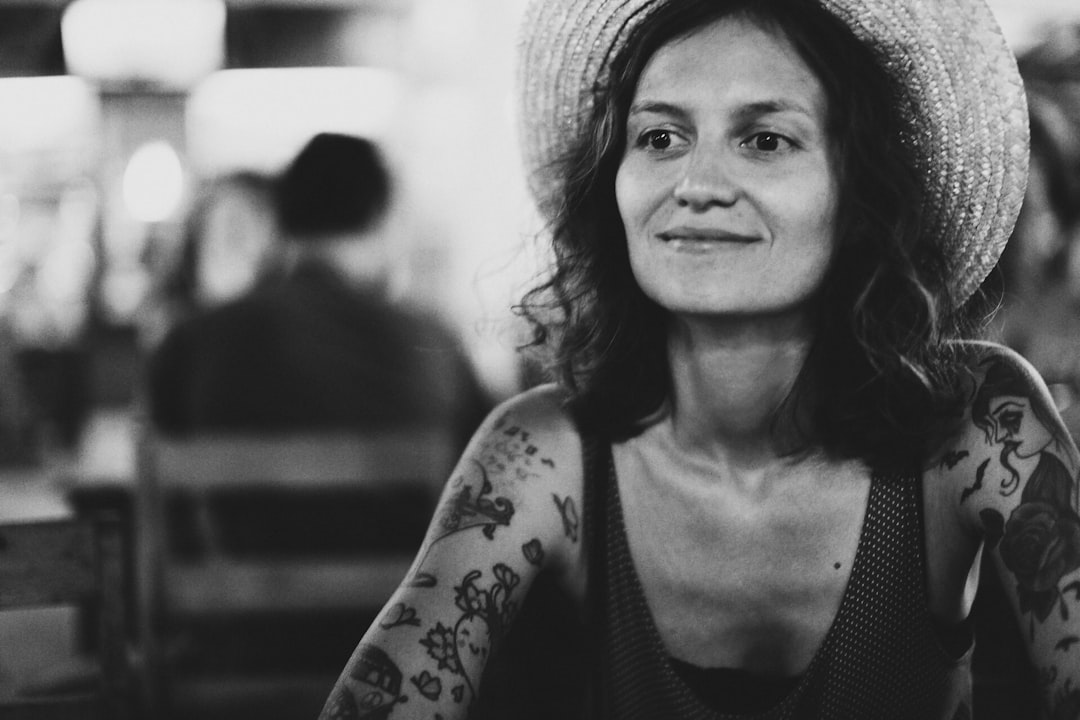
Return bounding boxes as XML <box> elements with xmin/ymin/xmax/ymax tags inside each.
<box><xmin>136</xmin><ymin>429</ymin><xmax>454</xmax><ymax>720</ymax></box>
<box><xmin>0</xmin><ymin>515</ymin><xmax>133</xmax><ymax>720</ymax></box>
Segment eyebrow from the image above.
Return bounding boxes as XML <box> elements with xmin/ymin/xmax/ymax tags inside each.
<box><xmin>990</xmin><ymin>399</ymin><xmax>1024</xmax><ymax>414</ymax></box>
<box><xmin>627</xmin><ymin>98</ymin><xmax>818</xmax><ymax>122</ymax></box>
<box><xmin>627</xmin><ymin>100</ymin><xmax>691</xmax><ymax>122</ymax></box>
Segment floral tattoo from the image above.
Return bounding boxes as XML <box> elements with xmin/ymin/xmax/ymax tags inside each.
<box><xmin>419</xmin><ymin>563</ymin><xmax>520</xmax><ymax>709</ymax></box>
<box><xmin>408</xmin><ymin>462</ymin><xmax>515</xmax><ymax>587</ymax></box>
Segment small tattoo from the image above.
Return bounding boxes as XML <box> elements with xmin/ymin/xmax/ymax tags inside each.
<box><xmin>451</xmin><ymin>684</ymin><xmax>465</xmax><ymax>703</ymax></box>
<box><xmin>541</xmin><ymin>457</ymin><xmax>556</xmax><ymax>469</ymax></box>
<box><xmin>335</xmin><ymin>644</ymin><xmax>408</xmax><ymax>718</ymax></box>
<box><xmin>1056</xmin><ymin>636</ymin><xmax>1080</xmax><ymax>653</ymax></box>
<box><xmin>523</xmin><ymin>538</ymin><xmax>545</xmax><ymax>566</ymax></box>
<box><xmin>438</xmin><ymin>463</ymin><xmax>515</xmax><ymax>541</ymax></box>
<box><xmin>410</xmin><ymin>670</ymin><xmax>442</xmax><ymax>701</ymax></box>
<box><xmin>1064</xmin><ymin>581</ymin><xmax>1080</xmax><ymax>603</ymax></box>
<box><xmin>942</xmin><ymin>450</ymin><xmax>970</xmax><ymax>469</ymax></box>
<box><xmin>960</xmin><ymin>458</ymin><xmax>990</xmax><ymax>503</ymax></box>
<box><xmin>381</xmin><ymin>602</ymin><xmax>422</xmax><ymax>629</ymax></box>
<box><xmin>553</xmin><ymin>493</ymin><xmax>580</xmax><ymax>543</ymax></box>
<box><xmin>408</xmin><ymin>572</ymin><xmax>438</xmax><ymax>589</ymax></box>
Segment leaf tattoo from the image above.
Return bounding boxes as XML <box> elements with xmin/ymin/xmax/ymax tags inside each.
<box><xmin>960</xmin><ymin>458</ymin><xmax>991</xmax><ymax>503</ymax></box>
<box><xmin>522</xmin><ymin>538</ymin><xmax>545</xmax><ymax>566</ymax></box>
<box><xmin>380</xmin><ymin>602</ymin><xmax>422</xmax><ymax>630</ymax></box>
<box><xmin>553</xmin><ymin>493</ymin><xmax>580</xmax><ymax>543</ymax></box>
<box><xmin>1055</xmin><ymin>636</ymin><xmax>1080</xmax><ymax>653</ymax></box>
<box><xmin>942</xmin><ymin>450</ymin><xmax>970</xmax><ymax>469</ymax></box>
<box><xmin>410</xmin><ymin>671</ymin><xmax>442</xmax><ymax>701</ymax></box>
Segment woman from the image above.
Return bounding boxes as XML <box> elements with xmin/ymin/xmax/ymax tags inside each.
<box><xmin>321</xmin><ymin>0</ymin><xmax>1073</xmax><ymax>717</ymax></box>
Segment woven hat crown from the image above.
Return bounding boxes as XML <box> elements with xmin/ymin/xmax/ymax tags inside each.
<box><xmin>517</xmin><ymin>0</ymin><xmax>1030</xmax><ymax>301</ymax></box>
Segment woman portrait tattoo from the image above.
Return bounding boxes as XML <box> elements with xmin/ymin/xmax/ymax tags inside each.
<box><xmin>972</xmin><ymin>357</ymin><xmax>1066</xmax><ymax>497</ymax></box>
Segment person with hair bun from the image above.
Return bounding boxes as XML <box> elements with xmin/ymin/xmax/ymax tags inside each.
<box><xmin>321</xmin><ymin>1</ymin><xmax>1079</xmax><ymax>718</ymax></box>
<box><xmin>148</xmin><ymin>133</ymin><xmax>488</xmax><ymax>446</ymax></box>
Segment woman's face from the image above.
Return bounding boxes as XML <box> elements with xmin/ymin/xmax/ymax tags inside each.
<box><xmin>615</xmin><ymin>15</ymin><xmax>840</xmax><ymax>320</ymax></box>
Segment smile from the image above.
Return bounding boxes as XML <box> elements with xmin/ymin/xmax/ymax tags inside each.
<box><xmin>657</xmin><ymin>228</ymin><xmax>759</xmax><ymax>244</ymax></box>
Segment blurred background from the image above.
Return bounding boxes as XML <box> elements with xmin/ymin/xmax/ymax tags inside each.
<box><xmin>0</xmin><ymin>0</ymin><xmax>1073</xmax><ymax>718</ymax></box>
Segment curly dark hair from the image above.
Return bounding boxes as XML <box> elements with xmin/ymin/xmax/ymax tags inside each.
<box><xmin>517</xmin><ymin>0</ymin><xmax>993</xmax><ymax>470</ymax></box>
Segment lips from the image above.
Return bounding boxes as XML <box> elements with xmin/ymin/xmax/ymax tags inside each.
<box><xmin>657</xmin><ymin>227</ymin><xmax>759</xmax><ymax>243</ymax></box>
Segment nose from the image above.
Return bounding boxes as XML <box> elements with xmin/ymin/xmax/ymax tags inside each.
<box><xmin>672</xmin><ymin>148</ymin><xmax>739</xmax><ymax>210</ymax></box>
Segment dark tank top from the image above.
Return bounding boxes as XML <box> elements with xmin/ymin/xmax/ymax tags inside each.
<box><xmin>581</xmin><ymin>433</ymin><xmax>973</xmax><ymax>720</ymax></box>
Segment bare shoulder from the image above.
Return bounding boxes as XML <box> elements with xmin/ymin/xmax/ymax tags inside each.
<box><xmin>452</xmin><ymin>384</ymin><xmax>586</xmax><ymax>577</ymax></box>
<box><xmin>466</xmin><ymin>384</ymin><xmax>583</xmax><ymax>492</ymax></box>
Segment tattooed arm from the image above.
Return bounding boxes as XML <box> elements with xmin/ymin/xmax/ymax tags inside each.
<box><xmin>940</xmin><ymin>344</ymin><xmax>1080</xmax><ymax>717</ymax></box>
<box><xmin>319</xmin><ymin>385</ymin><xmax>585</xmax><ymax>720</ymax></box>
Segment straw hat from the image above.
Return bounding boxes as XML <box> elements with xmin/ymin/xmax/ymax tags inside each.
<box><xmin>517</xmin><ymin>0</ymin><xmax>1030</xmax><ymax>301</ymax></box>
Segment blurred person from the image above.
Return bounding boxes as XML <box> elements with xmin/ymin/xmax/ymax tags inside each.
<box><xmin>141</xmin><ymin>170</ymin><xmax>279</xmax><ymax>350</ymax></box>
<box><xmin>146</xmin><ymin>133</ymin><xmax>490</xmax><ymax>446</ymax></box>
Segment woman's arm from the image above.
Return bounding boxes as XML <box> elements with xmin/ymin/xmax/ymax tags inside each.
<box><xmin>947</xmin><ymin>344</ymin><xmax>1080</xmax><ymax>716</ymax></box>
<box><xmin>318</xmin><ymin>386</ymin><xmax>585</xmax><ymax>720</ymax></box>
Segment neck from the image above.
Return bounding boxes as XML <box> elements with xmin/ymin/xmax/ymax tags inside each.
<box><xmin>666</xmin><ymin>312</ymin><xmax>814</xmax><ymax>464</ymax></box>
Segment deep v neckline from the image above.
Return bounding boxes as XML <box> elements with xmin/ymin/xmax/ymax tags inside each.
<box><xmin>604</xmin><ymin>450</ymin><xmax>880</xmax><ymax>719</ymax></box>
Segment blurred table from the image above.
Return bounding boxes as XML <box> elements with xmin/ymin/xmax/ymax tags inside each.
<box><xmin>0</xmin><ymin>407</ymin><xmax>137</xmax><ymax>696</ymax></box>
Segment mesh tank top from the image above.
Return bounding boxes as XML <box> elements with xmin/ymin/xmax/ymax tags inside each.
<box><xmin>582</xmin><ymin>432</ymin><xmax>974</xmax><ymax>720</ymax></box>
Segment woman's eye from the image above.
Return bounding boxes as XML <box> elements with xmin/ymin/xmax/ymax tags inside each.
<box><xmin>637</xmin><ymin>130</ymin><xmax>679</xmax><ymax>151</ymax></box>
<box><xmin>997</xmin><ymin>410</ymin><xmax>1023</xmax><ymax>435</ymax></box>
<box><xmin>743</xmin><ymin>132</ymin><xmax>792</xmax><ymax>152</ymax></box>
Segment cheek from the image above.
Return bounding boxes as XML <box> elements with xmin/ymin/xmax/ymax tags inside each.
<box><xmin>808</xmin><ymin>173</ymin><xmax>841</xmax><ymax>242</ymax></box>
<box><xmin>614</xmin><ymin>162</ymin><xmax>639</xmax><ymax>229</ymax></box>
<box><xmin>615</xmin><ymin>157</ymin><xmax>669</xmax><ymax>232</ymax></box>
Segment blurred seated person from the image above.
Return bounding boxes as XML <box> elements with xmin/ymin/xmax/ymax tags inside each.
<box><xmin>146</xmin><ymin>133</ymin><xmax>491</xmax><ymax>449</ymax></box>
<box><xmin>141</xmin><ymin>171</ymin><xmax>280</xmax><ymax>350</ymax></box>
<box><xmin>995</xmin><ymin>24</ymin><xmax>1080</xmax><ymax>437</ymax></box>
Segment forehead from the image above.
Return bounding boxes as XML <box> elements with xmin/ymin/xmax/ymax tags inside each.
<box><xmin>633</xmin><ymin>14</ymin><xmax>826</xmax><ymax>115</ymax></box>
